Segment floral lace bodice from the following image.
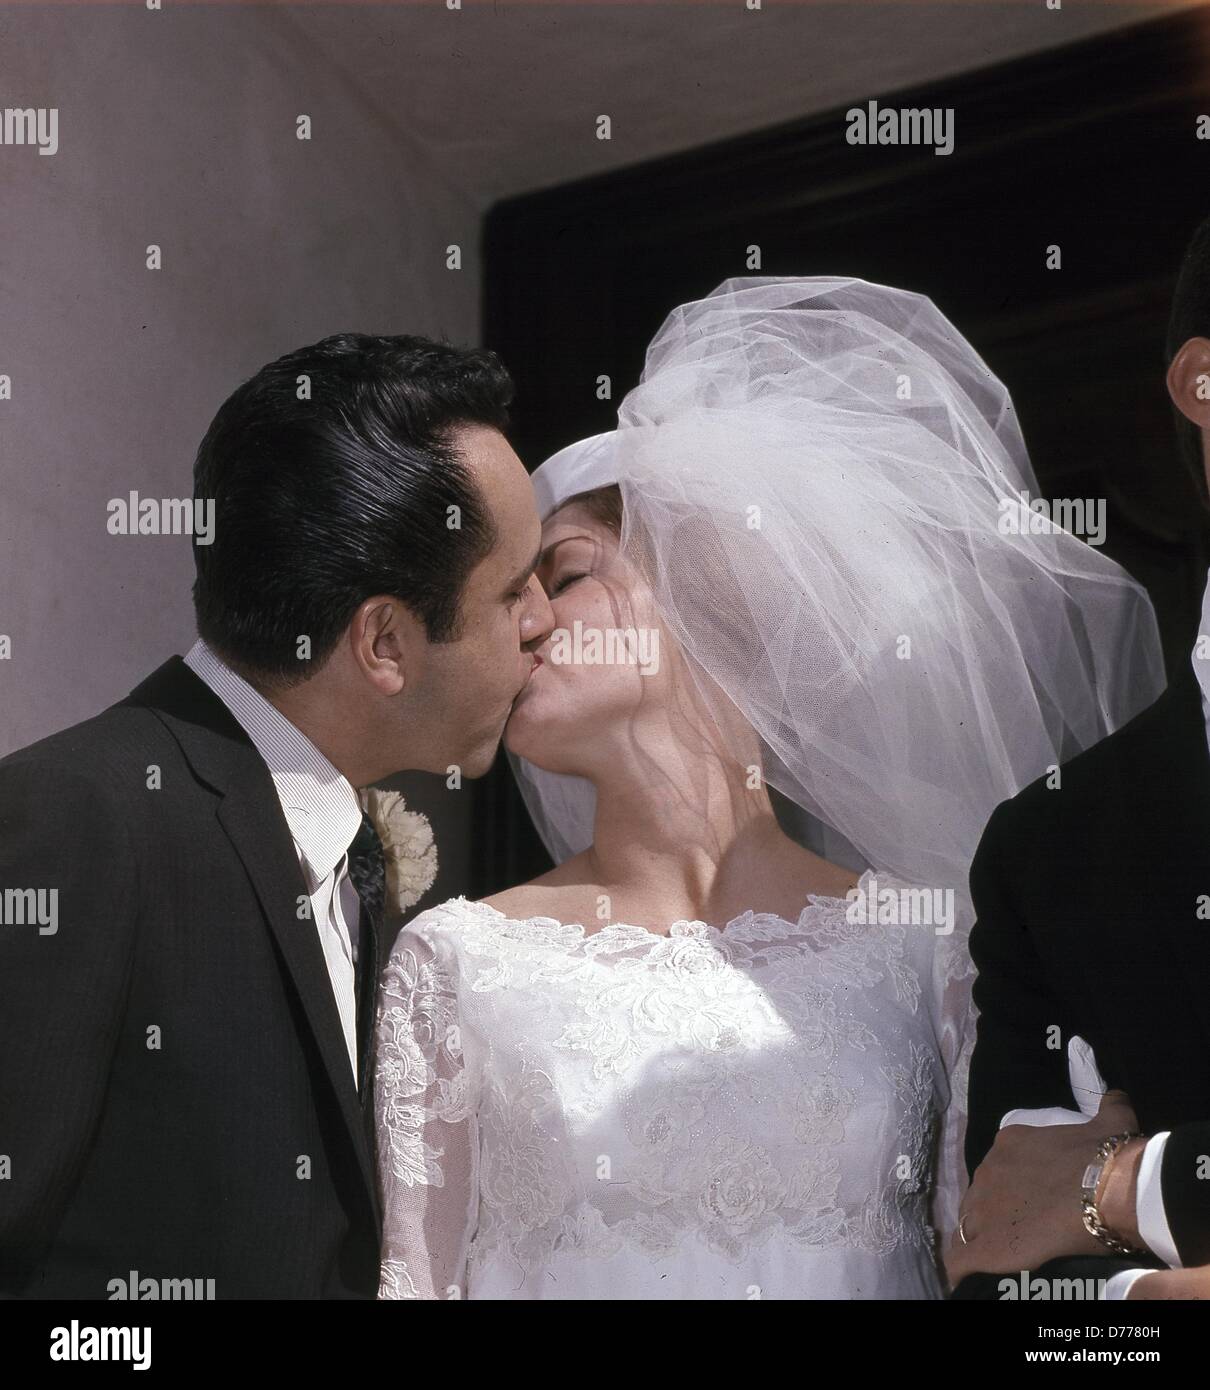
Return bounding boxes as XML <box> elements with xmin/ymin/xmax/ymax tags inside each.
<box><xmin>372</xmin><ymin>869</ymin><xmax>974</xmax><ymax>1300</ymax></box>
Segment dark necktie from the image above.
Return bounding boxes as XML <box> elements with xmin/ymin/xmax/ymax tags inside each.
<box><xmin>346</xmin><ymin>812</ymin><xmax>385</xmax><ymax>1101</ymax></box>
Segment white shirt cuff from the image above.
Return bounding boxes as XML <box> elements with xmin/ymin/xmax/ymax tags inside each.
<box><xmin>1136</xmin><ymin>1131</ymin><xmax>1181</xmax><ymax>1268</ymax></box>
<box><xmin>1102</xmin><ymin>1267</ymin><xmax>1154</xmax><ymax>1300</ymax></box>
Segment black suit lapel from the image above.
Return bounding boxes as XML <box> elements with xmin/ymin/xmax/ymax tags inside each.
<box><xmin>216</xmin><ymin>778</ymin><xmax>380</xmax><ymax>1212</ymax></box>
<box><xmin>125</xmin><ymin>656</ymin><xmax>381</xmax><ymax>1227</ymax></box>
<box><xmin>355</xmin><ymin>903</ymin><xmax>383</xmax><ymax>1228</ymax></box>
<box><xmin>357</xmin><ymin>906</ymin><xmax>380</xmax><ymax>1108</ymax></box>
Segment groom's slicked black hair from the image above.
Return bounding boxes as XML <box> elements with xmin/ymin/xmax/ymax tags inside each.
<box><xmin>1167</xmin><ymin>213</ymin><xmax>1210</xmax><ymax>511</ymax></box>
<box><xmin>192</xmin><ymin>332</ymin><xmax>513</xmax><ymax>685</ymax></box>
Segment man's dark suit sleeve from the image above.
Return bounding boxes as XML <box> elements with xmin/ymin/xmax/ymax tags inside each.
<box><xmin>954</xmin><ymin>801</ymin><xmax>1148</xmax><ymax>1299</ymax></box>
<box><xmin>1159</xmin><ymin>1123</ymin><xmax>1210</xmax><ymax>1267</ymax></box>
<box><xmin>0</xmin><ymin>756</ymin><xmax>137</xmax><ymax>1292</ymax></box>
<box><xmin>957</xmin><ymin>797</ymin><xmax>1178</xmax><ymax>1296</ymax></box>
<box><xmin>963</xmin><ymin>799</ymin><xmax>1073</xmax><ymax>1176</ymax></box>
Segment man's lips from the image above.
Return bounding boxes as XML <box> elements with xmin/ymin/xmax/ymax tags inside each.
<box><xmin>515</xmin><ymin>654</ymin><xmax>543</xmax><ymax>700</ymax></box>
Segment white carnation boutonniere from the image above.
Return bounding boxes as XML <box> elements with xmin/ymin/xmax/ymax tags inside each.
<box><xmin>364</xmin><ymin>788</ymin><xmax>438</xmax><ymax>915</ymax></box>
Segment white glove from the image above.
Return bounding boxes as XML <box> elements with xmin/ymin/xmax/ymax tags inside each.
<box><xmin>998</xmin><ymin>1033</ymin><xmax>1106</xmax><ymax>1129</ymax></box>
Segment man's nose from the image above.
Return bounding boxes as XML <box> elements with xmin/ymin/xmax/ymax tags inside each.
<box><xmin>521</xmin><ymin>579</ymin><xmax>556</xmax><ymax>649</ymax></box>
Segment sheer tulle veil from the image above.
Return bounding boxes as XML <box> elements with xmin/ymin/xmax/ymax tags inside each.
<box><xmin>502</xmin><ymin>276</ymin><xmax>1166</xmax><ymax>1245</ymax></box>
<box><xmin>507</xmin><ymin>276</ymin><xmax>1165</xmax><ymax>906</ymax></box>
<box><xmin>497</xmin><ymin>274</ymin><xmax>1167</xmax><ymax>1249</ymax></box>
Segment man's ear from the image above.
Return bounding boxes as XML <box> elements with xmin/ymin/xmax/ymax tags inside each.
<box><xmin>347</xmin><ymin>594</ymin><xmax>418</xmax><ymax>697</ymax></box>
<box><xmin>1165</xmin><ymin>336</ymin><xmax>1210</xmax><ymax>428</ymax></box>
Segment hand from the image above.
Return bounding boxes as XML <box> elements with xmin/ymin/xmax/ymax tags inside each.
<box><xmin>945</xmin><ymin>1089</ymin><xmax>1142</xmax><ymax>1285</ymax></box>
<box><xmin>1127</xmin><ymin>1266</ymin><xmax>1210</xmax><ymax>1300</ymax></box>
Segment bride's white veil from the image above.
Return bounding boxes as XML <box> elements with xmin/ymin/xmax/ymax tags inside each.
<box><xmin>504</xmin><ymin>275</ymin><xmax>1166</xmax><ymax>1249</ymax></box>
<box><xmin>507</xmin><ymin>275</ymin><xmax>1165</xmax><ymax>905</ymax></box>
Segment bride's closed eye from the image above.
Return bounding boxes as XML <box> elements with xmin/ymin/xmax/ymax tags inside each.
<box><xmin>551</xmin><ymin>571</ymin><xmax>588</xmax><ymax>597</ymax></box>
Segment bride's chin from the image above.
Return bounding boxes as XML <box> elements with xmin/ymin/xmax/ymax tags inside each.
<box><xmin>505</xmin><ymin>684</ymin><xmax>596</xmax><ymax>765</ymax></box>
<box><xmin>503</xmin><ymin>705</ymin><xmax>569</xmax><ymax>768</ymax></box>
<box><xmin>502</xmin><ymin>707</ymin><xmax>540</xmax><ymax>760</ymax></box>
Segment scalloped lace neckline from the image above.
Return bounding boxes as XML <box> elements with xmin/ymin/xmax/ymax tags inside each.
<box><xmin>449</xmin><ymin>867</ymin><xmax>876</xmax><ymax>944</ymax></box>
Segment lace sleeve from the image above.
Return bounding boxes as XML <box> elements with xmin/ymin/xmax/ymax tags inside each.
<box><xmin>929</xmin><ymin>923</ymin><xmax>977</xmax><ymax>1257</ymax></box>
<box><xmin>374</xmin><ymin>918</ymin><xmax>479</xmax><ymax>1300</ymax></box>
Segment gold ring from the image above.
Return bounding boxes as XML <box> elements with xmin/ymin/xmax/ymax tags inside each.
<box><xmin>958</xmin><ymin>1213</ymin><xmax>970</xmax><ymax>1245</ymax></box>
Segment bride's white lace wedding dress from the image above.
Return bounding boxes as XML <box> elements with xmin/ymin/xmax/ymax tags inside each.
<box><xmin>373</xmin><ymin>868</ymin><xmax>973</xmax><ymax>1300</ymax></box>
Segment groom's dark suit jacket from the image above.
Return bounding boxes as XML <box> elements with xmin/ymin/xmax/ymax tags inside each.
<box><xmin>0</xmin><ymin>657</ymin><xmax>383</xmax><ymax>1298</ymax></box>
<box><xmin>957</xmin><ymin>662</ymin><xmax>1210</xmax><ymax>1295</ymax></box>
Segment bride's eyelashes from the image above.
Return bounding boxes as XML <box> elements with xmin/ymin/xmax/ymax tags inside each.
<box><xmin>551</xmin><ymin>572</ymin><xmax>588</xmax><ymax>597</ymax></box>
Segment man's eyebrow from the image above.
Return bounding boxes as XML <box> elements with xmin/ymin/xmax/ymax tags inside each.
<box><xmin>504</xmin><ymin>541</ymin><xmax>543</xmax><ymax>595</ymax></box>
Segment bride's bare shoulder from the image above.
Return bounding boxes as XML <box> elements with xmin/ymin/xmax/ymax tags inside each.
<box><xmin>771</xmin><ymin>841</ymin><xmax>863</xmax><ymax>912</ymax></box>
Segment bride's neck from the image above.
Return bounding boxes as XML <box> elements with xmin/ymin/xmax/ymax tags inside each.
<box><xmin>585</xmin><ymin>752</ymin><xmax>785</xmax><ymax>908</ymax></box>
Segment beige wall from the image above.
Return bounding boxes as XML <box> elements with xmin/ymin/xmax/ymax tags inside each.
<box><xmin>0</xmin><ymin>5</ymin><xmax>488</xmax><ymax>882</ymax></box>
<box><xmin>0</xmin><ymin>4</ymin><xmax>480</xmax><ymax>744</ymax></box>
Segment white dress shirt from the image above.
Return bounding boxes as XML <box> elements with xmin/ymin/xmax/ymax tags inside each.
<box><xmin>995</xmin><ymin>571</ymin><xmax>1210</xmax><ymax>1298</ymax></box>
<box><xmin>183</xmin><ymin>639</ymin><xmax>365</xmax><ymax>1085</ymax></box>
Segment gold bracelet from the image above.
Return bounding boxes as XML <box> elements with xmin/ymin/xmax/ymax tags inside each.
<box><xmin>1080</xmin><ymin>1131</ymin><xmax>1145</xmax><ymax>1256</ymax></box>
